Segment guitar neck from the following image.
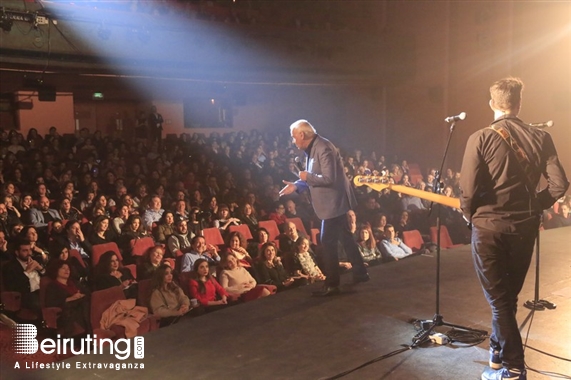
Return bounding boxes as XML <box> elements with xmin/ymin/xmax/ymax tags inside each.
<box><xmin>353</xmin><ymin>176</ymin><xmax>461</xmax><ymax>209</ymax></box>
<box><xmin>388</xmin><ymin>184</ymin><xmax>461</xmax><ymax>209</ymax></box>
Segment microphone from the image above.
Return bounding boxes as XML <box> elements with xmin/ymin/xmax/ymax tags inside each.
<box><xmin>294</xmin><ymin>156</ymin><xmax>305</xmax><ymax>172</ymax></box>
<box><xmin>529</xmin><ymin>120</ymin><xmax>553</xmax><ymax>129</ymax></box>
<box><xmin>444</xmin><ymin>112</ymin><xmax>467</xmax><ymax>123</ymax></box>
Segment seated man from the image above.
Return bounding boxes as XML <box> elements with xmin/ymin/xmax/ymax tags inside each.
<box><xmin>379</xmin><ymin>224</ymin><xmax>414</xmax><ymax>261</ymax></box>
<box><xmin>167</xmin><ymin>219</ymin><xmax>196</xmax><ymax>257</ymax></box>
<box><xmin>180</xmin><ymin>236</ymin><xmax>220</xmax><ymax>273</ymax></box>
<box><xmin>279</xmin><ymin>221</ymin><xmax>313</xmax><ymax>274</ymax></box>
<box><xmin>143</xmin><ymin>195</ymin><xmax>164</xmax><ymax>232</ymax></box>
<box><xmin>284</xmin><ymin>199</ymin><xmax>312</xmax><ymax>233</ymax></box>
<box><xmin>2</xmin><ymin>239</ymin><xmax>45</xmax><ymax>313</ymax></box>
<box><xmin>29</xmin><ymin>196</ymin><xmax>60</xmax><ymax>228</ymax></box>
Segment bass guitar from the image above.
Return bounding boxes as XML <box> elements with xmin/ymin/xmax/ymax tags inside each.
<box><xmin>352</xmin><ymin>175</ymin><xmax>461</xmax><ymax>209</ymax></box>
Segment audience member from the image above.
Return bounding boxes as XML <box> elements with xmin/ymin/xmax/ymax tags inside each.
<box><xmin>189</xmin><ymin>258</ymin><xmax>228</xmax><ymax>311</ymax></box>
<box><xmin>93</xmin><ymin>250</ymin><xmax>137</xmax><ymax>298</ymax></box>
<box><xmin>44</xmin><ymin>259</ymin><xmax>90</xmax><ymax>337</ymax></box>
<box><xmin>219</xmin><ymin>252</ymin><xmax>271</xmax><ymax>301</ymax></box>
<box><xmin>379</xmin><ymin>224</ymin><xmax>414</xmax><ymax>261</ymax></box>
<box><xmin>149</xmin><ymin>264</ymin><xmax>193</xmax><ymax>327</ymax></box>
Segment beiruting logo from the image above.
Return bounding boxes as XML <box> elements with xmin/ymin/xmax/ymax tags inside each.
<box><xmin>12</xmin><ymin>324</ymin><xmax>145</xmax><ymax>370</ymax></box>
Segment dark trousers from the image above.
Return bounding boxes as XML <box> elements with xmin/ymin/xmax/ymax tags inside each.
<box><xmin>320</xmin><ymin>213</ymin><xmax>367</xmax><ymax>287</ymax></box>
<box><xmin>471</xmin><ymin>220</ymin><xmax>538</xmax><ymax>369</ymax></box>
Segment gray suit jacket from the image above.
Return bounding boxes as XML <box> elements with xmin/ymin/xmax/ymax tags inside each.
<box><xmin>295</xmin><ymin>135</ymin><xmax>357</xmax><ymax>220</ymax></box>
<box><xmin>29</xmin><ymin>208</ymin><xmax>61</xmax><ymax>228</ymax></box>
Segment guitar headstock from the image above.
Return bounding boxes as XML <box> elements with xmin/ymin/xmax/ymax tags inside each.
<box><xmin>353</xmin><ymin>175</ymin><xmax>392</xmax><ymax>192</ymax></box>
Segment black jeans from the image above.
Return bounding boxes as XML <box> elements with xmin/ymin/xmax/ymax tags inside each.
<box><xmin>471</xmin><ymin>220</ymin><xmax>538</xmax><ymax>369</ymax></box>
<box><xmin>320</xmin><ymin>213</ymin><xmax>367</xmax><ymax>287</ymax></box>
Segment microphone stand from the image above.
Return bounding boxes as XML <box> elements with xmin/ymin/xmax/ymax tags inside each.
<box><xmin>523</xmin><ymin>216</ymin><xmax>556</xmax><ymax>311</ymax></box>
<box><xmin>410</xmin><ymin>120</ymin><xmax>487</xmax><ymax>347</ymax></box>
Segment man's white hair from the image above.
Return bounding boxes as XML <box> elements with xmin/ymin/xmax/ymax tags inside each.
<box><xmin>290</xmin><ymin>119</ymin><xmax>316</xmax><ymax>138</ymax></box>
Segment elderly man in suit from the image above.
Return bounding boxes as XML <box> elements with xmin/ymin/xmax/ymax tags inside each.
<box><xmin>280</xmin><ymin>120</ymin><xmax>369</xmax><ymax>296</ymax></box>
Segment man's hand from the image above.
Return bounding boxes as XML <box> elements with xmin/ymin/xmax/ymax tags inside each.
<box><xmin>206</xmin><ymin>244</ymin><xmax>219</xmax><ymax>258</ymax></box>
<box><xmin>298</xmin><ymin>171</ymin><xmax>309</xmax><ymax>181</ymax></box>
<box><xmin>279</xmin><ymin>181</ymin><xmax>297</xmax><ymax>197</ymax></box>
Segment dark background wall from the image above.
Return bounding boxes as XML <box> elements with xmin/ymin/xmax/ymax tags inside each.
<box><xmin>1</xmin><ymin>0</ymin><xmax>569</xmax><ymax>174</ymax></box>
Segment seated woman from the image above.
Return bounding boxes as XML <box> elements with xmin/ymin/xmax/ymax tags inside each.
<box><xmin>79</xmin><ymin>190</ymin><xmax>96</xmax><ymax>214</ymax></box>
<box><xmin>94</xmin><ymin>250</ymin><xmax>137</xmax><ymax>298</ymax></box>
<box><xmin>356</xmin><ymin>224</ymin><xmax>382</xmax><ymax>265</ymax></box>
<box><xmin>149</xmin><ymin>264</ymin><xmax>194</xmax><ymax>327</ymax></box>
<box><xmin>212</xmin><ymin>204</ymin><xmax>241</xmax><ymax>237</ymax></box>
<box><xmin>137</xmin><ymin>245</ymin><xmax>167</xmax><ymax>281</ymax></box>
<box><xmin>291</xmin><ymin>237</ymin><xmax>325</xmax><ymax>283</ymax></box>
<box><xmin>44</xmin><ymin>259</ymin><xmax>90</xmax><ymax>337</ymax></box>
<box><xmin>393</xmin><ymin>210</ymin><xmax>413</xmax><ymax>239</ymax></box>
<box><xmin>93</xmin><ymin>194</ymin><xmax>111</xmax><ymax>217</ymax></box>
<box><xmin>371</xmin><ymin>213</ymin><xmax>388</xmax><ymax>244</ymax></box>
<box><xmin>48</xmin><ymin>242</ymin><xmax>89</xmax><ymax>289</ymax></box>
<box><xmin>118</xmin><ymin>214</ymin><xmax>148</xmax><ymax>264</ymax></box>
<box><xmin>224</xmin><ymin>231</ymin><xmax>255</xmax><ymax>274</ymax></box>
<box><xmin>379</xmin><ymin>224</ymin><xmax>414</xmax><ymax>261</ymax></box>
<box><xmin>17</xmin><ymin>193</ymin><xmax>33</xmax><ymax>224</ymax></box>
<box><xmin>256</xmin><ymin>242</ymin><xmax>303</xmax><ymax>292</ymax></box>
<box><xmin>153</xmin><ymin>211</ymin><xmax>175</xmax><ymax>244</ymax></box>
<box><xmin>219</xmin><ymin>252</ymin><xmax>271</xmax><ymax>302</ymax></box>
<box><xmin>58</xmin><ymin>198</ymin><xmax>82</xmax><ymax>223</ymax></box>
<box><xmin>238</xmin><ymin>202</ymin><xmax>258</xmax><ymax>236</ymax></box>
<box><xmin>112</xmin><ymin>205</ymin><xmax>130</xmax><ymax>236</ymax></box>
<box><xmin>247</xmin><ymin>227</ymin><xmax>271</xmax><ymax>261</ymax></box>
<box><xmin>189</xmin><ymin>258</ymin><xmax>228</xmax><ymax>312</ymax></box>
<box><xmin>88</xmin><ymin>215</ymin><xmax>117</xmax><ymax>246</ymax></box>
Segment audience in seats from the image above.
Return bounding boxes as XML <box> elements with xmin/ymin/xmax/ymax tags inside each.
<box><xmin>5</xmin><ymin>121</ymin><xmax>560</xmax><ymax>337</ymax></box>
<box><xmin>379</xmin><ymin>224</ymin><xmax>414</xmax><ymax>261</ymax></box>
<box><xmin>267</xmin><ymin>201</ymin><xmax>288</xmax><ymax>227</ymax></box>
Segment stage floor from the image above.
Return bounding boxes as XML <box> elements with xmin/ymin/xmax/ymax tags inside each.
<box><xmin>4</xmin><ymin>226</ymin><xmax>570</xmax><ymax>380</ymax></box>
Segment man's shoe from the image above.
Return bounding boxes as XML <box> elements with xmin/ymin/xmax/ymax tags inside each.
<box><xmin>489</xmin><ymin>348</ymin><xmax>502</xmax><ymax>370</ymax></box>
<box><xmin>352</xmin><ymin>274</ymin><xmax>370</xmax><ymax>284</ymax></box>
<box><xmin>481</xmin><ymin>367</ymin><xmax>527</xmax><ymax>380</ymax></box>
<box><xmin>311</xmin><ymin>286</ymin><xmax>340</xmax><ymax>297</ymax></box>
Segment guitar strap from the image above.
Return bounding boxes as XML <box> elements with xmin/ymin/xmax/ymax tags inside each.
<box><xmin>489</xmin><ymin>123</ymin><xmax>538</xmax><ymax>203</ymax></box>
